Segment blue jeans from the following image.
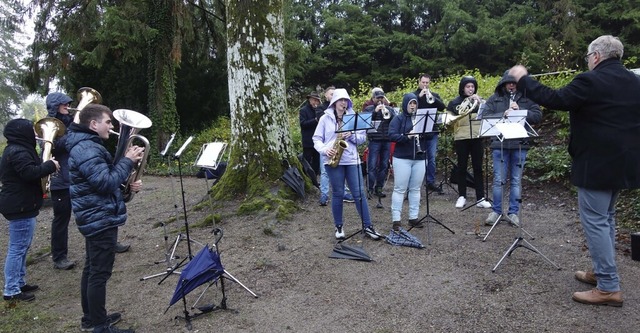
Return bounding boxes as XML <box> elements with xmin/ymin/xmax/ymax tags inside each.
<box><xmin>319</xmin><ymin>155</ymin><xmax>329</xmax><ymax>198</ymax></box>
<box><xmin>367</xmin><ymin>140</ymin><xmax>391</xmax><ymax>190</ymax></box>
<box><xmin>577</xmin><ymin>187</ymin><xmax>620</xmax><ymax>292</ymax></box>
<box><xmin>425</xmin><ymin>134</ymin><xmax>438</xmax><ymax>184</ymax></box>
<box><xmin>81</xmin><ymin>228</ymin><xmax>118</xmax><ymax>331</ymax></box>
<box><xmin>325</xmin><ymin>164</ymin><xmax>371</xmax><ymax>228</ymax></box>
<box><xmin>3</xmin><ymin>217</ymin><xmax>36</xmax><ymax>297</ymax></box>
<box><xmin>391</xmin><ymin>158</ymin><xmax>426</xmax><ymax>221</ymax></box>
<box><xmin>491</xmin><ymin>149</ymin><xmax>527</xmax><ymax>215</ymax></box>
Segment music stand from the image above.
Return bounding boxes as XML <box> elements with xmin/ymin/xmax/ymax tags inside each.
<box><xmin>194</xmin><ymin>142</ymin><xmax>228</xmax><ymax>211</ymax></box>
<box><xmin>330</xmin><ymin>112</ymin><xmax>379</xmax><ymax>261</ymax></box>
<box><xmin>407</xmin><ymin>108</ymin><xmax>454</xmax><ymax>244</ymax></box>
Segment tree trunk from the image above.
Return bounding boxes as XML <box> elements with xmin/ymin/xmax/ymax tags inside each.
<box><xmin>214</xmin><ymin>0</ymin><xmax>292</xmax><ymax>199</ymax></box>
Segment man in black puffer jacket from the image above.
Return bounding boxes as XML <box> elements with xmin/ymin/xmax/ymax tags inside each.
<box><xmin>66</xmin><ymin>104</ymin><xmax>144</xmax><ymax>333</ymax></box>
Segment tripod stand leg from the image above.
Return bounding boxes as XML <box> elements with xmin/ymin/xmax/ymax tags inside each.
<box><xmin>482</xmin><ymin>214</ymin><xmax>503</xmax><ymax>242</ymax></box>
<box><xmin>520</xmin><ymin>238</ymin><xmax>561</xmax><ymax>270</ymax></box>
<box><xmin>140</xmin><ymin>233</ymin><xmax>185</xmax><ymax>281</ymax></box>
<box><xmin>223</xmin><ymin>270</ymin><xmax>259</xmax><ymax>298</ymax></box>
<box><xmin>492</xmin><ymin>237</ymin><xmax>521</xmax><ymax>272</ymax></box>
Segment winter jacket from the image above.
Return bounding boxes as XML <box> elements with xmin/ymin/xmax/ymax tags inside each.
<box><xmin>362</xmin><ymin>103</ymin><xmax>395</xmax><ymax>141</ymax></box>
<box><xmin>413</xmin><ymin>88</ymin><xmax>446</xmax><ymax>140</ymax></box>
<box><xmin>483</xmin><ymin>73</ymin><xmax>543</xmax><ymax>150</ymax></box>
<box><xmin>313</xmin><ymin>88</ymin><xmax>366</xmax><ymax>166</ymax></box>
<box><xmin>517</xmin><ymin>58</ymin><xmax>640</xmax><ymax>190</ymax></box>
<box><xmin>447</xmin><ymin>76</ymin><xmax>482</xmax><ymax>141</ymax></box>
<box><xmin>65</xmin><ymin>122</ymin><xmax>135</xmax><ymax>237</ymax></box>
<box><xmin>45</xmin><ymin>92</ymin><xmax>74</xmax><ymax>190</ymax></box>
<box><xmin>388</xmin><ymin>93</ymin><xmax>428</xmax><ymax>160</ymax></box>
<box><xmin>299</xmin><ymin>101</ymin><xmax>322</xmax><ymax>148</ymax></box>
<box><xmin>0</xmin><ymin>119</ymin><xmax>57</xmax><ymax>220</ymax></box>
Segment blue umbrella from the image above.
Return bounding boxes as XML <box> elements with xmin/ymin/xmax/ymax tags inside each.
<box><xmin>168</xmin><ymin>244</ymin><xmax>225</xmax><ymax>307</ymax></box>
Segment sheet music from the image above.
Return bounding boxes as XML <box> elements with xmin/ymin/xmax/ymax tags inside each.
<box><xmin>495</xmin><ymin>123</ymin><xmax>529</xmax><ymax>139</ymax></box>
<box><xmin>195</xmin><ymin>142</ymin><xmax>227</xmax><ymax>169</ymax></box>
<box><xmin>413</xmin><ymin>108</ymin><xmax>437</xmax><ymax>133</ymax></box>
<box><xmin>339</xmin><ymin>113</ymin><xmax>374</xmax><ymax>132</ymax></box>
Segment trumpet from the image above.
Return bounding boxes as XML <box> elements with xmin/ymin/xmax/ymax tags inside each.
<box><xmin>425</xmin><ymin>89</ymin><xmax>435</xmax><ymax>104</ymax></box>
<box><xmin>111</xmin><ymin>109</ymin><xmax>152</xmax><ymax>202</ymax></box>
<box><xmin>35</xmin><ymin>118</ymin><xmax>66</xmax><ymax>193</ymax></box>
<box><xmin>379</xmin><ymin>102</ymin><xmax>391</xmax><ymax>120</ymax></box>
<box><xmin>327</xmin><ymin>133</ymin><xmax>348</xmax><ymax>168</ymax></box>
<box><xmin>70</xmin><ymin>87</ymin><xmax>102</xmax><ymax>123</ymax></box>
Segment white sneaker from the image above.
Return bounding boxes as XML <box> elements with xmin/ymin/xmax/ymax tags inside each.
<box><xmin>455</xmin><ymin>196</ymin><xmax>466</xmax><ymax>208</ymax></box>
<box><xmin>476</xmin><ymin>198</ymin><xmax>491</xmax><ymax>208</ymax></box>
<box><xmin>507</xmin><ymin>214</ymin><xmax>520</xmax><ymax>227</ymax></box>
<box><xmin>335</xmin><ymin>225</ymin><xmax>345</xmax><ymax>239</ymax></box>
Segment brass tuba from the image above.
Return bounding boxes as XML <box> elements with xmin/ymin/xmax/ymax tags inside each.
<box><xmin>35</xmin><ymin>118</ymin><xmax>66</xmax><ymax>193</ymax></box>
<box><xmin>111</xmin><ymin>109</ymin><xmax>152</xmax><ymax>202</ymax></box>
<box><xmin>70</xmin><ymin>87</ymin><xmax>102</xmax><ymax>123</ymax></box>
<box><xmin>327</xmin><ymin>133</ymin><xmax>348</xmax><ymax>168</ymax></box>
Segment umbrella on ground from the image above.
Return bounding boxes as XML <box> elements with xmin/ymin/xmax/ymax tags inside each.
<box><xmin>167</xmin><ymin>244</ymin><xmax>225</xmax><ymax>309</ymax></box>
<box><xmin>329</xmin><ymin>242</ymin><xmax>372</xmax><ymax>261</ymax></box>
<box><xmin>386</xmin><ymin>228</ymin><xmax>425</xmax><ymax>248</ymax></box>
<box><xmin>280</xmin><ymin>159</ymin><xmax>306</xmax><ymax>199</ymax></box>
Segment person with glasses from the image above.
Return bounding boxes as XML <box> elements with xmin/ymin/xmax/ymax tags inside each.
<box><xmin>509</xmin><ymin>35</ymin><xmax>640</xmax><ymax>307</ymax></box>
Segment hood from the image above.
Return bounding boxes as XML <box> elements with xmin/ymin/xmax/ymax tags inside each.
<box><xmin>328</xmin><ymin>88</ymin><xmax>353</xmax><ymax>110</ymax></box>
<box><xmin>495</xmin><ymin>70</ymin><xmax>517</xmax><ymax>94</ymax></box>
<box><xmin>458</xmin><ymin>76</ymin><xmax>478</xmax><ymax>97</ymax></box>
<box><xmin>3</xmin><ymin>118</ymin><xmax>36</xmax><ymax>148</ymax></box>
<box><xmin>401</xmin><ymin>93</ymin><xmax>418</xmax><ymax>114</ymax></box>
<box><xmin>46</xmin><ymin>92</ymin><xmax>73</xmax><ymax>117</ymax></box>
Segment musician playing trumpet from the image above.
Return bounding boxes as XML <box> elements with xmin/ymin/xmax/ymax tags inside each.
<box><xmin>313</xmin><ymin>88</ymin><xmax>381</xmax><ymax>240</ymax></box>
<box><xmin>363</xmin><ymin>88</ymin><xmax>396</xmax><ymax>198</ymax></box>
<box><xmin>414</xmin><ymin>74</ymin><xmax>447</xmax><ymax>194</ymax></box>
<box><xmin>447</xmin><ymin>76</ymin><xmax>492</xmax><ymax>209</ymax></box>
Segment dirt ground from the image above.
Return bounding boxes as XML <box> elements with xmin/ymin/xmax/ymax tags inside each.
<box><xmin>1</xmin><ymin>174</ymin><xmax>639</xmax><ymax>333</ymax></box>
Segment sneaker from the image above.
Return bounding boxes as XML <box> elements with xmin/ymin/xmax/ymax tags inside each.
<box><xmin>20</xmin><ymin>284</ymin><xmax>39</xmax><ymax>293</ymax></box>
<box><xmin>507</xmin><ymin>213</ymin><xmax>520</xmax><ymax>227</ymax></box>
<box><xmin>53</xmin><ymin>258</ymin><xmax>76</xmax><ymax>270</ymax></box>
<box><xmin>114</xmin><ymin>242</ymin><xmax>130</xmax><ymax>253</ymax></box>
<box><xmin>335</xmin><ymin>225</ymin><xmax>345</xmax><ymax>239</ymax></box>
<box><xmin>3</xmin><ymin>292</ymin><xmax>35</xmax><ymax>302</ymax></box>
<box><xmin>408</xmin><ymin>218</ymin><xmax>424</xmax><ymax>228</ymax></box>
<box><xmin>485</xmin><ymin>212</ymin><xmax>500</xmax><ymax>226</ymax></box>
<box><xmin>374</xmin><ymin>187</ymin><xmax>387</xmax><ymax>198</ymax></box>
<box><xmin>319</xmin><ymin>194</ymin><xmax>328</xmax><ymax>206</ymax></box>
<box><xmin>343</xmin><ymin>194</ymin><xmax>355</xmax><ymax>203</ymax></box>
<box><xmin>455</xmin><ymin>196</ymin><xmax>466</xmax><ymax>208</ymax></box>
<box><xmin>476</xmin><ymin>198</ymin><xmax>491</xmax><ymax>208</ymax></box>
<box><xmin>81</xmin><ymin>313</ymin><xmax>123</xmax><ymax>332</ymax></box>
<box><xmin>364</xmin><ymin>226</ymin><xmax>381</xmax><ymax>240</ymax></box>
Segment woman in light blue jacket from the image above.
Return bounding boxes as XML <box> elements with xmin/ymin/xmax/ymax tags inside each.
<box><xmin>313</xmin><ymin>88</ymin><xmax>381</xmax><ymax>240</ymax></box>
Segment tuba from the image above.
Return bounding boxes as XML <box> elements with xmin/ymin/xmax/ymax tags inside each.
<box><xmin>327</xmin><ymin>133</ymin><xmax>348</xmax><ymax>168</ymax></box>
<box><xmin>111</xmin><ymin>109</ymin><xmax>152</xmax><ymax>202</ymax></box>
<box><xmin>70</xmin><ymin>87</ymin><xmax>102</xmax><ymax>123</ymax></box>
<box><xmin>35</xmin><ymin>118</ymin><xmax>66</xmax><ymax>193</ymax></box>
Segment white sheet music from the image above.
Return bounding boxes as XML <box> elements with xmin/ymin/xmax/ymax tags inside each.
<box><xmin>414</xmin><ymin>108</ymin><xmax>437</xmax><ymax>133</ymax></box>
<box><xmin>495</xmin><ymin>123</ymin><xmax>529</xmax><ymax>139</ymax></box>
<box><xmin>195</xmin><ymin>142</ymin><xmax>227</xmax><ymax>169</ymax></box>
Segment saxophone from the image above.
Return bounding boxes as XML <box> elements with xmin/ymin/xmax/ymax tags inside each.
<box><xmin>328</xmin><ymin>133</ymin><xmax>348</xmax><ymax>168</ymax></box>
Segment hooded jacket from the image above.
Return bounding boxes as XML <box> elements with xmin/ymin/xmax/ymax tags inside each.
<box><xmin>483</xmin><ymin>72</ymin><xmax>543</xmax><ymax>150</ymax></box>
<box><xmin>65</xmin><ymin>122</ymin><xmax>135</xmax><ymax>237</ymax></box>
<box><xmin>446</xmin><ymin>76</ymin><xmax>482</xmax><ymax>141</ymax></box>
<box><xmin>388</xmin><ymin>93</ymin><xmax>428</xmax><ymax>160</ymax></box>
<box><xmin>45</xmin><ymin>92</ymin><xmax>74</xmax><ymax>190</ymax></box>
<box><xmin>312</xmin><ymin>88</ymin><xmax>366</xmax><ymax>166</ymax></box>
<box><xmin>0</xmin><ymin>119</ymin><xmax>57</xmax><ymax>220</ymax></box>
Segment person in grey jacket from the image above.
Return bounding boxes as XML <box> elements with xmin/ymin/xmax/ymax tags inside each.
<box><xmin>510</xmin><ymin>35</ymin><xmax>640</xmax><ymax>307</ymax></box>
<box><xmin>45</xmin><ymin>92</ymin><xmax>77</xmax><ymax>270</ymax></box>
<box><xmin>66</xmin><ymin>104</ymin><xmax>143</xmax><ymax>333</ymax></box>
<box><xmin>483</xmin><ymin>72</ymin><xmax>542</xmax><ymax>227</ymax></box>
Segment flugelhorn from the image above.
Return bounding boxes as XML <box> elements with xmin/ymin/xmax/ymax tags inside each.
<box><xmin>70</xmin><ymin>87</ymin><xmax>102</xmax><ymax>123</ymax></box>
<box><xmin>111</xmin><ymin>109</ymin><xmax>152</xmax><ymax>202</ymax></box>
<box><xmin>35</xmin><ymin>118</ymin><xmax>66</xmax><ymax>193</ymax></box>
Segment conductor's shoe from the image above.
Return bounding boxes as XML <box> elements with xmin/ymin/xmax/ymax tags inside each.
<box><xmin>53</xmin><ymin>258</ymin><xmax>75</xmax><ymax>270</ymax></box>
<box><xmin>3</xmin><ymin>292</ymin><xmax>35</xmax><ymax>302</ymax></box>
<box><xmin>364</xmin><ymin>226</ymin><xmax>381</xmax><ymax>240</ymax></box>
<box><xmin>114</xmin><ymin>242</ymin><xmax>130</xmax><ymax>253</ymax></box>
<box><xmin>485</xmin><ymin>212</ymin><xmax>499</xmax><ymax>226</ymax></box>
<box><xmin>575</xmin><ymin>270</ymin><xmax>597</xmax><ymax>286</ymax></box>
<box><xmin>81</xmin><ymin>313</ymin><xmax>122</xmax><ymax>332</ymax></box>
<box><xmin>20</xmin><ymin>284</ymin><xmax>39</xmax><ymax>293</ymax></box>
<box><xmin>572</xmin><ymin>288</ymin><xmax>623</xmax><ymax>307</ymax></box>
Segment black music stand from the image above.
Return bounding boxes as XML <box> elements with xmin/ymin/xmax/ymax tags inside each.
<box><xmin>329</xmin><ymin>112</ymin><xmax>379</xmax><ymax>262</ymax></box>
<box><xmin>408</xmin><ymin>108</ymin><xmax>454</xmax><ymax>244</ymax></box>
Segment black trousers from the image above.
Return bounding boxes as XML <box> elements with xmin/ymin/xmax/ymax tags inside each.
<box><xmin>50</xmin><ymin>189</ymin><xmax>72</xmax><ymax>262</ymax></box>
<box><xmin>454</xmin><ymin>138</ymin><xmax>485</xmax><ymax>199</ymax></box>
<box><xmin>303</xmin><ymin>146</ymin><xmax>320</xmax><ymax>176</ymax></box>
<box><xmin>81</xmin><ymin>228</ymin><xmax>117</xmax><ymax>330</ymax></box>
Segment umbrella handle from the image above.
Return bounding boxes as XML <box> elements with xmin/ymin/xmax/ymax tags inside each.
<box><xmin>211</xmin><ymin>228</ymin><xmax>223</xmax><ymax>246</ymax></box>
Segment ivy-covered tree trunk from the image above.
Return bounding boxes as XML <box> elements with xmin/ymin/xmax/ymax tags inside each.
<box><xmin>214</xmin><ymin>0</ymin><xmax>293</xmax><ymax>199</ymax></box>
<box><xmin>147</xmin><ymin>0</ymin><xmax>181</xmax><ymax>152</ymax></box>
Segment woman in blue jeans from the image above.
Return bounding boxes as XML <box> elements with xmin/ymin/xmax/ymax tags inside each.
<box><xmin>0</xmin><ymin>119</ymin><xmax>58</xmax><ymax>302</ymax></box>
<box><xmin>313</xmin><ymin>88</ymin><xmax>381</xmax><ymax>240</ymax></box>
<box><xmin>388</xmin><ymin>93</ymin><xmax>429</xmax><ymax>231</ymax></box>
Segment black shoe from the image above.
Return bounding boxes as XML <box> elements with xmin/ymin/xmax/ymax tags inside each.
<box><xmin>20</xmin><ymin>284</ymin><xmax>39</xmax><ymax>293</ymax></box>
<box><xmin>374</xmin><ymin>187</ymin><xmax>387</xmax><ymax>198</ymax></box>
<box><xmin>114</xmin><ymin>242</ymin><xmax>130</xmax><ymax>253</ymax></box>
<box><xmin>53</xmin><ymin>258</ymin><xmax>76</xmax><ymax>270</ymax></box>
<box><xmin>81</xmin><ymin>312</ymin><xmax>122</xmax><ymax>332</ymax></box>
<box><xmin>4</xmin><ymin>292</ymin><xmax>35</xmax><ymax>302</ymax></box>
<box><xmin>427</xmin><ymin>183</ymin><xmax>443</xmax><ymax>194</ymax></box>
<box><xmin>408</xmin><ymin>218</ymin><xmax>424</xmax><ymax>228</ymax></box>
